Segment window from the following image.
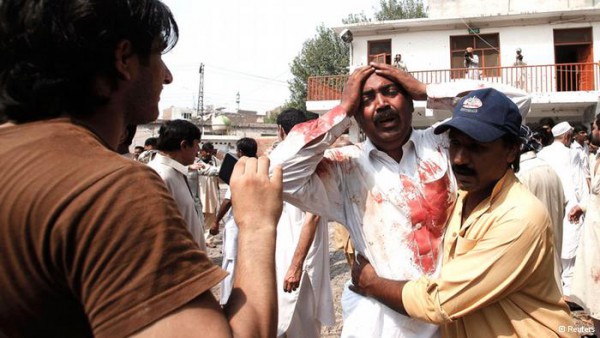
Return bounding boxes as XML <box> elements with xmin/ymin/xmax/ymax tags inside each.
<box><xmin>449</xmin><ymin>34</ymin><xmax>500</xmax><ymax>78</ymax></box>
<box><xmin>368</xmin><ymin>39</ymin><xmax>392</xmax><ymax>64</ymax></box>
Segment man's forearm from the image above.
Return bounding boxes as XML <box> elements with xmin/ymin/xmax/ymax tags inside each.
<box><xmin>225</xmin><ymin>226</ymin><xmax>278</xmax><ymax>337</ymax></box>
<box><xmin>289</xmin><ymin>214</ymin><xmax>319</xmax><ymax>270</ymax></box>
<box><xmin>366</xmin><ymin>277</ymin><xmax>409</xmax><ymax>317</ymax></box>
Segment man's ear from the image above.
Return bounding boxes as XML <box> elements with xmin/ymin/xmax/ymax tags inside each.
<box><xmin>114</xmin><ymin>40</ymin><xmax>137</xmax><ymax>81</ymax></box>
<box><xmin>180</xmin><ymin>140</ymin><xmax>189</xmax><ymax>150</ymax></box>
<box><xmin>278</xmin><ymin>125</ymin><xmax>290</xmax><ymax>141</ymax></box>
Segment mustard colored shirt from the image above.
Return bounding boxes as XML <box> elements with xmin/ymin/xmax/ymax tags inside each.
<box><xmin>403</xmin><ymin>170</ymin><xmax>576</xmax><ymax>338</ymax></box>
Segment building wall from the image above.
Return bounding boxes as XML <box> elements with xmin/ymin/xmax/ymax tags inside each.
<box><xmin>350</xmin><ymin>22</ymin><xmax>600</xmax><ymax>71</ymax></box>
<box><xmin>428</xmin><ymin>0</ymin><xmax>596</xmax><ymax>19</ymax></box>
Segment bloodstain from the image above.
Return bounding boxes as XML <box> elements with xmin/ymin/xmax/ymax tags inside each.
<box><xmin>315</xmin><ymin>157</ymin><xmax>333</xmax><ymax>180</ymax></box>
<box><xmin>403</xmin><ymin>152</ymin><xmax>454</xmax><ymax>275</ymax></box>
<box><xmin>372</xmin><ymin>192</ymin><xmax>383</xmax><ymax>204</ymax></box>
<box><xmin>288</xmin><ymin>106</ymin><xmax>346</xmax><ymax>144</ymax></box>
<box><xmin>592</xmin><ymin>267</ymin><xmax>600</xmax><ymax>284</ymax></box>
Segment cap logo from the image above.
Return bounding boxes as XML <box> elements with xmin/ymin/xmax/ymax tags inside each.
<box><xmin>462</xmin><ymin>96</ymin><xmax>483</xmax><ymax>109</ymax></box>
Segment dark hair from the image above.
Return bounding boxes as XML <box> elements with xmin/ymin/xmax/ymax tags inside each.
<box><xmin>201</xmin><ymin>142</ymin><xmax>214</xmax><ymax>152</ymax></box>
<box><xmin>156</xmin><ymin>120</ymin><xmax>201</xmax><ymax>152</ymax></box>
<box><xmin>538</xmin><ymin>117</ymin><xmax>555</xmax><ymax>129</ymax></box>
<box><xmin>0</xmin><ymin>0</ymin><xmax>178</xmax><ymax>123</ymax></box>
<box><xmin>144</xmin><ymin>137</ymin><xmax>158</xmax><ymax>147</ymax></box>
<box><xmin>277</xmin><ymin>108</ymin><xmax>308</xmax><ymax>134</ymax></box>
<box><xmin>595</xmin><ymin>114</ymin><xmax>600</xmax><ymax>131</ymax></box>
<box><xmin>501</xmin><ymin>133</ymin><xmax>522</xmax><ymax>173</ymax></box>
<box><xmin>572</xmin><ymin>123</ymin><xmax>587</xmax><ymax>134</ymax></box>
<box><xmin>134</xmin><ymin>146</ymin><xmax>144</xmax><ymax>152</ymax></box>
<box><xmin>236</xmin><ymin>137</ymin><xmax>257</xmax><ymax>158</ymax></box>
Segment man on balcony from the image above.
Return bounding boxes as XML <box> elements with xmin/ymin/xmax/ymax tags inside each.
<box><xmin>464</xmin><ymin>47</ymin><xmax>481</xmax><ymax>80</ymax></box>
<box><xmin>268</xmin><ymin>64</ymin><xmax>530</xmax><ymax>337</ymax></box>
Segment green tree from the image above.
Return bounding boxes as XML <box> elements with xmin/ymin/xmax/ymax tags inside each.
<box><xmin>342</xmin><ymin>11</ymin><xmax>371</xmax><ymax>24</ymax></box>
<box><xmin>374</xmin><ymin>0</ymin><xmax>427</xmax><ymax>20</ymax></box>
<box><xmin>287</xmin><ymin>25</ymin><xmax>349</xmax><ymax>111</ymax></box>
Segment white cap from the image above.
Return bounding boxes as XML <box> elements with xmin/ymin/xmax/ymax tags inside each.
<box><xmin>552</xmin><ymin>121</ymin><xmax>573</xmax><ymax>137</ymax></box>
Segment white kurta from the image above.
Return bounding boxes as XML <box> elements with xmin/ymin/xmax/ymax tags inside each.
<box><xmin>149</xmin><ymin>153</ymin><xmax>206</xmax><ymax>251</ymax></box>
<box><xmin>571</xmin><ymin>154</ymin><xmax>600</xmax><ymax>320</ymax></box>
<box><xmin>538</xmin><ymin>142</ymin><xmax>589</xmax><ymax>260</ymax></box>
<box><xmin>276</xmin><ymin>203</ymin><xmax>334</xmax><ymax>336</ymax></box>
<box><xmin>270</xmin><ymin>107</ymin><xmax>453</xmax><ymax>338</ymax></box>
<box><xmin>219</xmin><ymin>188</ymin><xmax>236</xmax><ymax>305</ymax></box>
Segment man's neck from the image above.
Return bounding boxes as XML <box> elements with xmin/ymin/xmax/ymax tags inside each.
<box><xmin>69</xmin><ymin>108</ymin><xmax>125</xmax><ymax>151</ymax></box>
<box><xmin>160</xmin><ymin>151</ymin><xmax>188</xmax><ymax>166</ymax></box>
<box><xmin>461</xmin><ymin>180</ymin><xmax>498</xmax><ymax>222</ymax></box>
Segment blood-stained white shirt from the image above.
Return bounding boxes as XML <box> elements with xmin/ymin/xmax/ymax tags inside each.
<box><xmin>269</xmin><ymin>106</ymin><xmax>455</xmax><ymax>337</ymax></box>
<box><xmin>269</xmin><ymin>80</ymin><xmax>531</xmax><ymax>337</ymax></box>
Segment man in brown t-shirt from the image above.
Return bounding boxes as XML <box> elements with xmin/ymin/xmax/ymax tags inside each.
<box><xmin>0</xmin><ymin>1</ymin><xmax>282</xmax><ymax>337</ymax></box>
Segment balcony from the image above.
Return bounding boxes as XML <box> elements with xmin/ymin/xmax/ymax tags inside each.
<box><xmin>307</xmin><ymin>62</ymin><xmax>600</xmax><ymax>101</ymax></box>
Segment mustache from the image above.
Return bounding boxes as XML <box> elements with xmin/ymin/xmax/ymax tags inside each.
<box><xmin>452</xmin><ymin>165</ymin><xmax>476</xmax><ymax>176</ymax></box>
<box><xmin>373</xmin><ymin>107</ymin><xmax>397</xmax><ymax>124</ymax></box>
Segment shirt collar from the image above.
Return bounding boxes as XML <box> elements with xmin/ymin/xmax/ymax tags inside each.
<box><xmin>154</xmin><ymin>153</ymin><xmax>189</xmax><ymax>176</ymax></box>
<box><xmin>364</xmin><ymin>128</ymin><xmax>416</xmax><ymax>157</ymax></box>
<box><xmin>520</xmin><ymin>151</ymin><xmax>537</xmax><ymax>162</ymax></box>
<box><xmin>457</xmin><ymin>169</ymin><xmax>517</xmax><ymax>225</ymax></box>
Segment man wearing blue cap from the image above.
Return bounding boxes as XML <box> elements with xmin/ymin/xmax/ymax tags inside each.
<box><xmin>350</xmin><ymin>88</ymin><xmax>575</xmax><ymax>337</ymax></box>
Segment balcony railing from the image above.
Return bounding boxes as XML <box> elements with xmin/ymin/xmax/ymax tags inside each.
<box><xmin>307</xmin><ymin>62</ymin><xmax>600</xmax><ymax>101</ymax></box>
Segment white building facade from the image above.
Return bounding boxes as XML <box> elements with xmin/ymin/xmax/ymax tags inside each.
<box><xmin>307</xmin><ymin>0</ymin><xmax>600</xmax><ymax>128</ymax></box>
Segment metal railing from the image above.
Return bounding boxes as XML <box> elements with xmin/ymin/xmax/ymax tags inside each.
<box><xmin>306</xmin><ymin>62</ymin><xmax>600</xmax><ymax>101</ymax></box>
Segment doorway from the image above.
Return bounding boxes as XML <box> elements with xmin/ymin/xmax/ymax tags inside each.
<box><xmin>554</xmin><ymin>28</ymin><xmax>593</xmax><ymax>91</ymax></box>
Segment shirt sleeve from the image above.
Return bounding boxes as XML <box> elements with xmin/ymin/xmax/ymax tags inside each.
<box><xmin>53</xmin><ymin>165</ymin><xmax>227</xmax><ymax>338</ymax></box>
<box><xmin>269</xmin><ymin>106</ymin><xmax>352</xmax><ymax>223</ymax></box>
<box><xmin>402</xmin><ymin>204</ymin><xmax>553</xmax><ymax>324</ymax></box>
<box><xmin>426</xmin><ymin>81</ymin><xmax>531</xmax><ymax>119</ymax></box>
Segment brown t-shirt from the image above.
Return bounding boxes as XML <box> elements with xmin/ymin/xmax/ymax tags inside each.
<box><xmin>0</xmin><ymin>119</ymin><xmax>227</xmax><ymax>337</ymax></box>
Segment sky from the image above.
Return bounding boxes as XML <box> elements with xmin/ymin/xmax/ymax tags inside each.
<box><xmin>159</xmin><ymin>0</ymin><xmax>377</xmax><ymax>115</ymax></box>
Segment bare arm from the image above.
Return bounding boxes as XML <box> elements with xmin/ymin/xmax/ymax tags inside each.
<box><xmin>283</xmin><ymin>213</ymin><xmax>320</xmax><ymax>293</ymax></box>
<box><xmin>224</xmin><ymin>156</ymin><xmax>282</xmax><ymax>337</ymax></box>
<box><xmin>130</xmin><ymin>156</ymin><xmax>282</xmax><ymax>338</ymax></box>
<box><xmin>349</xmin><ymin>255</ymin><xmax>409</xmax><ymax>316</ymax></box>
<box><xmin>209</xmin><ymin>198</ymin><xmax>232</xmax><ymax>235</ymax></box>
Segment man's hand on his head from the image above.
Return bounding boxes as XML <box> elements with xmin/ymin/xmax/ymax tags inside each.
<box><xmin>230</xmin><ymin>156</ymin><xmax>283</xmax><ymax>231</ymax></box>
<box><xmin>340</xmin><ymin>65</ymin><xmax>375</xmax><ymax>118</ymax></box>
<box><xmin>371</xmin><ymin>62</ymin><xmax>427</xmax><ymax>101</ymax></box>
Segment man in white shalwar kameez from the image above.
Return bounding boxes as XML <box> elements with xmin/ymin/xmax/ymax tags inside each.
<box><xmin>274</xmin><ymin>108</ymin><xmax>335</xmax><ymax>337</ymax></box>
<box><xmin>538</xmin><ymin>122</ymin><xmax>589</xmax><ymax>296</ymax></box>
<box><xmin>568</xmin><ymin>114</ymin><xmax>600</xmax><ymax>334</ymax></box>
<box><xmin>269</xmin><ymin>64</ymin><xmax>530</xmax><ymax>338</ymax></box>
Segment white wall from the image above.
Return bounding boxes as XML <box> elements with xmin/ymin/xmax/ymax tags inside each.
<box><xmin>428</xmin><ymin>0</ymin><xmax>596</xmax><ymax>19</ymax></box>
<box><xmin>350</xmin><ymin>22</ymin><xmax>600</xmax><ymax>72</ymax></box>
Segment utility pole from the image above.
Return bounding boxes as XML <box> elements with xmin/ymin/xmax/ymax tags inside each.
<box><xmin>197</xmin><ymin>63</ymin><xmax>205</xmax><ymax>125</ymax></box>
<box><xmin>236</xmin><ymin>91</ymin><xmax>240</xmax><ymax>112</ymax></box>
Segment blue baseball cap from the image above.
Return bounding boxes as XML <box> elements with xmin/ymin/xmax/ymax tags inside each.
<box><xmin>434</xmin><ymin>88</ymin><xmax>522</xmax><ymax>143</ymax></box>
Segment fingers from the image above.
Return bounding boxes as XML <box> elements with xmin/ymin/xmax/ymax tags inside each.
<box><xmin>270</xmin><ymin>164</ymin><xmax>282</xmax><ymax>187</ymax></box>
<box><xmin>231</xmin><ymin>156</ymin><xmax>283</xmax><ymax>230</ymax></box>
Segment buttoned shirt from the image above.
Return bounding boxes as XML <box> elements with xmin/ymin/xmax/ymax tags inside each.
<box><xmin>149</xmin><ymin>153</ymin><xmax>206</xmax><ymax>250</ymax></box>
<box><xmin>403</xmin><ymin>170</ymin><xmax>575</xmax><ymax>338</ymax></box>
<box><xmin>269</xmin><ymin>81</ymin><xmax>531</xmax><ymax>337</ymax></box>
<box><xmin>269</xmin><ymin>106</ymin><xmax>455</xmax><ymax>337</ymax></box>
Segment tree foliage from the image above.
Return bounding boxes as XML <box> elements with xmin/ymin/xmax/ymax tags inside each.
<box><xmin>287</xmin><ymin>25</ymin><xmax>349</xmax><ymax>111</ymax></box>
<box><xmin>342</xmin><ymin>11</ymin><xmax>371</xmax><ymax>24</ymax></box>
<box><xmin>284</xmin><ymin>1</ymin><xmax>426</xmax><ymax>112</ymax></box>
<box><xmin>375</xmin><ymin>0</ymin><xmax>427</xmax><ymax>20</ymax></box>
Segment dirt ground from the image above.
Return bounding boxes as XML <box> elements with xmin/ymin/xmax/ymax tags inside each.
<box><xmin>206</xmin><ymin>223</ymin><xmax>596</xmax><ymax>338</ymax></box>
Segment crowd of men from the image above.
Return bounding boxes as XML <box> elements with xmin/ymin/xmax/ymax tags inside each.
<box><xmin>0</xmin><ymin>0</ymin><xmax>598</xmax><ymax>337</ymax></box>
